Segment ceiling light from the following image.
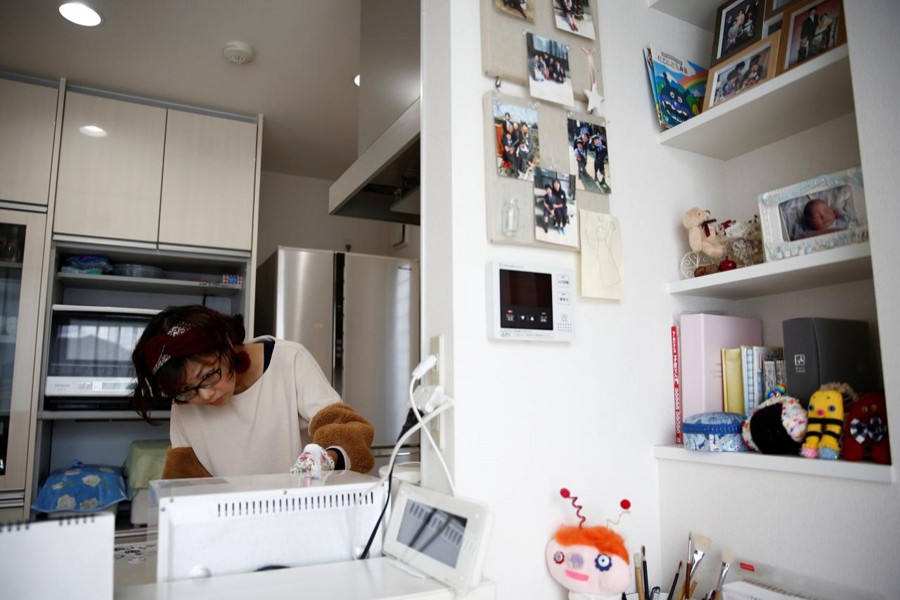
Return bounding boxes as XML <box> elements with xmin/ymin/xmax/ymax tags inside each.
<box><xmin>354</xmin><ymin>74</ymin><xmax>361</xmax><ymax>87</ymax></box>
<box><xmin>79</xmin><ymin>125</ymin><xmax>107</xmax><ymax>137</ymax></box>
<box><xmin>223</xmin><ymin>41</ymin><xmax>255</xmax><ymax>65</ymax></box>
<box><xmin>59</xmin><ymin>2</ymin><xmax>103</xmax><ymax>27</ymax></box>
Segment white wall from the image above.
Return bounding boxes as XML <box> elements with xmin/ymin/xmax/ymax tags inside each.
<box><xmin>256</xmin><ymin>171</ymin><xmax>419</xmax><ymax>265</ymax></box>
<box><xmin>421</xmin><ymin>1</ymin><xmax>899</xmax><ymax>598</ymax></box>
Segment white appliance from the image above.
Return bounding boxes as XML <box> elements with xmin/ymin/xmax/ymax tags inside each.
<box><xmin>152</xmin><ymin>471</ymin><xmax>388</xmax><ymax>582</ymax></box>
<box><xmin>255</xmin><ymin>248</ymin><xmax>421</xmax><ymax>471</ymax></box>
<box><xmin>44</xmin><ymin>305</ymin><xmax>157</xmax><ymax>407</ymax></box>
<box><xmin>487</xmin><ymin>262</ymin><xmax>574</xmax><ymax>341</ymax></box>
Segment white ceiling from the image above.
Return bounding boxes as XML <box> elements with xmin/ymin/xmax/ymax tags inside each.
<box><xmin>0</xmin><ymin>0</ymin><xmax>363</xmax><ymax>180</ymax></box>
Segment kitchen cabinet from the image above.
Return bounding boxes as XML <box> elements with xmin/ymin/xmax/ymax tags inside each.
<box><xmin>54</xmin><ymin>91</ymin><xmax>166</xmax><ymax>242</ymax></box>
<box><xmin>29</xmin><ymin>239</ymin><xmax>253</xmax><ymax>528</ymax></box>
<box><xmin>54</xmin><ymin>90</ymin><xmax>259</xmax><ymax>251</ymax></box>
<box><xmin>0</xmin><ymin>76</ymin><xmax>59</xmax><ymax>207</ymax></box>
<box><xmin>0</xmin><ymin>209</ymin><xmax>46</xmax><ymax>521</ymax></box>
<box><xmin>159</xmin><ymin>109</ymin><xmax>257</xmax><ymax>251</ymax></box>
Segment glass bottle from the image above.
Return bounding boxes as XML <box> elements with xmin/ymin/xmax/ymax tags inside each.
<box><xmin>502</xmin><ymin>197</ymin><xmax>519</xmax><ymax>237</ymax></box>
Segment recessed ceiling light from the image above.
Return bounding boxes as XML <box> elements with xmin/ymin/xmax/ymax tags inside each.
<box><xmin>79</xmin><ymin>125</ymin><xmax>107</xmax><ymax>137</ymax></box>
<box><xmin>59</xmin><ymin>2</ymin><xmax>103</xmax><ymax>27</ymax></box>
<box><xmin>354</xmin><ymin>74</ymin><xmax>360</xmax><ymax>87</ymax></box>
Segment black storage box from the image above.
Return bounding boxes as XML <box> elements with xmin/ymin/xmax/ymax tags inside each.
<box><xmin>782</xmin><ymin>317</ymin><xmax>881</xmax><ymax>404</ymax></box>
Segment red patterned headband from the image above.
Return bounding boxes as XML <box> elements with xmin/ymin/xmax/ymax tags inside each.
<box><xmin>143</xmin><ymin>323</ymin><xmax>214</xmax><ymax>375</ymax></box>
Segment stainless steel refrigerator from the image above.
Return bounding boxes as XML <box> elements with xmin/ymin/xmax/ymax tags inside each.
<box><xmin>255</xmin><ymin>247</ymin><xmax>420</xmax><ymax>473</ymax></box>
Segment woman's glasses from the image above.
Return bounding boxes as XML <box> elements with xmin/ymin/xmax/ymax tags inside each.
<box><xmin>171</xmin><ymin>367</ymin><xmax>222</xmax><ymax>403</ymax></box>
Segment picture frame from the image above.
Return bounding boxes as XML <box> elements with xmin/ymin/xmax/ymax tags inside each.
<box><xmin>758</xmin><ymin>166</ymin><xmax>866</xmax><ymax>261</ymax></box>
<box><xmin>776</xmin><ymin>0</ymin><xmax>846</xmax><ymax>74</ymax></box>
<box><xmin>763</xmin><ymin>0</ymin><xmax>794</xmax><ymax>19</ymax></box>
<box><xmin>704</xmin><ymin>33</ymin><xmax>781</xmax><ymax>111</ymax></box>
<box><xmin>711</xmin><ymin>0</ymin><xmax>764</xmax><ymax>66</ymax></box>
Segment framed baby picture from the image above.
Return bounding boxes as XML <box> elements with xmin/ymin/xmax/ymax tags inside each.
<box><xmin>776</xmin><ymin>0</ymin><xmax>846</xmax><ymax>73</ymax></box>
<box><xmin>758</xmin><ymin>166</ymin><xmax>867</xmax><ymax>261</ymax></box>
<box><xmin>704</xmin><ymin>33</ymin><xmax>780</xmax><ymax>111</ymax></box>
<box><xmin>711</xmin><ymin>0</ymin><xmax>764</xmax><ymax>66</ymax></box>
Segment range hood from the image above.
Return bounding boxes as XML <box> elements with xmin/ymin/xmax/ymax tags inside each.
<box><xmin>328</xmin><ymin>98</ymin><xmax>420</xmax><ymax>225</ymax></box>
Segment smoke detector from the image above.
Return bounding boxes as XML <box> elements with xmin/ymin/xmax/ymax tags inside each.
<box><xmin>223</xmin><ymin>41</ymin><xmax>255</xmax><ymax>65</ymax></box>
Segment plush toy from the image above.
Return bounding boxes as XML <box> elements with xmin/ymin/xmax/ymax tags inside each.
<box><xmin>546</xmin><ymin>488</ymin><xmax>632</xmax><ymax>600</ymax></box>
<box><xmin>801</xmin><ymin>382</ymin><xmax>856</xmax><ymax>460</ymax></box>
<box><xmin>742</xmin><ymin>395</ymin><xmax>807</xmax><ymax>455</ymax></box>
<box><xmin>843</xmin><ymin>391</ymin><xmax>891</xmax><ymax>464</ymax></box>
<box><xmin>683</xmin><ymin>207</ymin><xmax>726</xmax><ymax>261</ymax></box>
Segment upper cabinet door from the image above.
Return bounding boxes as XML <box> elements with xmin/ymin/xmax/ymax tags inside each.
<box><xmin>159</xmin><ymin>110</ymin><xmax>257</xmax><ymax>251</ymax></box>
<box><xmin>0</xmin><ymin>78</ymin><xmax>58</xmax><ymax>206</ymax></box>
<box><xmin>54</xmin><ymin>92</ymin><xmax>166</xmax><ymax>242</ymax></box>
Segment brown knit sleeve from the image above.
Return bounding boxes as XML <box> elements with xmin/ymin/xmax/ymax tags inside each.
<box><xmin>161</xmin><ymin>446</ymin><xmax>212</xmax><ymax>479</ymax></box>
<box><xmin>309</xmin><ymin>403</ymin><xmax>375</xmax><ymax>474</ymax></box>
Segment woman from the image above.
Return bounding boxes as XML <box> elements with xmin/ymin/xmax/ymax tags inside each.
<box><xmin>131</xmin><ymin>305</ymin><xmax>374</xmax><ymax>479</ymax></box>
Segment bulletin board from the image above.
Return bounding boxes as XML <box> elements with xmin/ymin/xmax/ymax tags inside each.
<box><xmin>480</xmin><ymin>0</ymin><xmax>604</xmax><ymax>103</ymax></box>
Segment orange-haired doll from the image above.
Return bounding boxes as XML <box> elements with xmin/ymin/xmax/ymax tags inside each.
<box><xmin>546</xmin><ymin>488</ymin><xmax>631</xmax><ymax>599</ymax></box>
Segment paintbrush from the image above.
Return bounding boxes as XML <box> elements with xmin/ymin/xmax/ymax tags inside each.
<box><xmin>682</xmin><ymin>533</ymin><xmax>693</xmax><ymax>599</ymax></box>
<box><xmin>642</xmin><ymin>545</ymin><xmax>650</xmax><ymax>600</ymax></box>
<box><xmin>684</xmin><ymin>534</ymin><xmax>711</xmax><ymax>599</ymax></box>
<box><xmin>709</xmin><ymin>548</ymin><xmax>735</xmax><ymax>600</ymax></box>
<box><xmin>634</xmin><ymin>551</ymin><xmax>645</xmax><ymax>600</ymax></box>
<box><xmin>665</xmin><ymin>560</ymin><xmax>682</xmax><ymax>600</ymax></box>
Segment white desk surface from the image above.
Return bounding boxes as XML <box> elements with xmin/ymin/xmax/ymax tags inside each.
<box><xmin>115</xmin><ymin>556</ymin><xmax>495</xmax><ymax>600</ymax></box>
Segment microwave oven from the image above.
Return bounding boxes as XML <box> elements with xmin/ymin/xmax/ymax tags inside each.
<box><xmin>44</xmin><ymin>305</ymin><xmax>158</xmax><ymax>409</ymax></box>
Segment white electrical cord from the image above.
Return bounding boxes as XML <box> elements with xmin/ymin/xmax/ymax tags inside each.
<box><xmin>407</xmin><ymin>379</ymin><xmax>456</xmax><ymax>495</ymax></box>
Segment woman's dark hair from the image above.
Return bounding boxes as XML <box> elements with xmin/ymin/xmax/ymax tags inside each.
<box><xmin>131</xmin><ymin>305</ymin><xmax>245</xmax><ymax>422</ymax></box>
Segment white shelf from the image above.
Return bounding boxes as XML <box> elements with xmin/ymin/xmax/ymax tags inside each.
<box><xmin>668</xmin><ymin>242</ymin><xmax>871</xmax><ymax>299</ymax></box>
<box><xmin>57</xmin><ymin>272</ymin><xmax>242</xmax><ymax>297</ymax></box>
<box><xmin>39</xmin><ymin>410</ymin><xmax>170</xmax><ymax>421</ymax></box>
<box><xmin>654</xmin><ymin>444</ymin><xmax>893</xmax><ymax>483</ymax></box>
<box><xmin>658</xmin><ymin>46</ymin><xmax>852</xmax><ymax>160</ymax></box>
<box><xmin>647</xmin><ymin>0</ymin><xmax>718</xmax><ymax>31</ymax></box>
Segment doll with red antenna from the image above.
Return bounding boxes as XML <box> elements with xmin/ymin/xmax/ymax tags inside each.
<box><xmin>546</xmin><ymin>487</ymin><xmax>633</xmax><ymax>599</ymax></box>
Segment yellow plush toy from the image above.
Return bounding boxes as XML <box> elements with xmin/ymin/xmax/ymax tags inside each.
<box><xmin>801</xmin><ymin>383</ymin><xmax>856</xmax><ymax>460</ymax></box>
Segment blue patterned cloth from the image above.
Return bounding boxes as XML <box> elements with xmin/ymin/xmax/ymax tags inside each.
<box><xmin>31</xmin><ymin>461</ymin><xmax>128</xmax><ymax>514</ymax></box>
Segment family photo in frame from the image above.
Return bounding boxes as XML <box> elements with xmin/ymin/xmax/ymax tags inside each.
<box><xmin>711</xmin><ymin>0</ymin><xmax>764</xmax><ymax>66</ymax></box>
<box><xmin>758</xmin><ymin>166</ymin><xmax>866</xmax><ymax>261</ymax></box>
<box><xmin>705</xmin><ymin>33</ymin><xmax>780</xmax><ymax>110</ymax></box>
<box><xmin>777</xmin><ymin>0</ymin><xmax>845</xmax><ymax>73</ymax></box>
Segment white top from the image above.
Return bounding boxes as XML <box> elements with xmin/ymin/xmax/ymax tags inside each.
<box><xmin>169</xmin><ymin>337</ymin><xmax>341</xmax><ymax>476</ymax></box>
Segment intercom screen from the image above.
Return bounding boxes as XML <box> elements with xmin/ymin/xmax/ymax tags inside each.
<box><xmin>498</xmin><ymin>269</ymin><xmax>553</xmax><ymax>331</ymax></box>
<box><xmin>396</xmin><ymin>499</ymin><xmax>468</xmax><ymax>568</ymax></box>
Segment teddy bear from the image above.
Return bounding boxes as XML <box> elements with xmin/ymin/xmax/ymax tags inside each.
<box><xmin>683</xmin><ymin>207</ymin><xmax>726</xmax><ymax>261</ymax></box>
<box><xmin>842</xmin><ymin>391</ymin><xmax>890</xmax><ymax>464</ymax></box>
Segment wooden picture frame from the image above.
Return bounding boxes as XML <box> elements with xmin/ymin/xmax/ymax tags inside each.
<box><xmin>711</xmin><ymin>0</ymin><xmax>765</xmax><ymax>66</ymax></box>
<box><xmin>776</xmin><ymin>0</ymin><xmax>846</xmax><ymax>74</ymax></box>
<box><xmin>704</xmin><ymin>33</ymin><xmax>781</xmax><ymax>111</ymax></box>
<box><xmin>763</xmin><ymin>0</ymin><xmax>795</xmax><ymax>19</ymax></box>
<box><xmin>758</xmin><ymin>167</ymin><xmax>867</xmax><ymax>261</ymax></box>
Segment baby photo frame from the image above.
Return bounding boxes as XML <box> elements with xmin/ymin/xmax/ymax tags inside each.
<box><xmin>758</xmin><ymin>166</ymin><xmax>866</xmax><ymax>261</ymax></box>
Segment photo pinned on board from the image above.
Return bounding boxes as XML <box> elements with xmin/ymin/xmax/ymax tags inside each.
<box><xmin>492</xmin><ymin>99</ymin><xmax>540</xmax><ymax>181</ymax></box>
<box><xmin>567</xmin><ymin>117</ymin><xmax>610</xmax><ymax>195</ymax></box>
<box><xmin>533</xmin><ymin>167</ymin><xmax>579</xmax><ymax>249</ymax></box>
<box><xmin>493</xmin><ymin>0</ymin><xmax>534</xmax><ymax>23</ymax></box>
<box><xmin>526</xmin><ymin>33</ymin><xmax>575</xmax><ymax>108</ymax></box>
<box><xmin>553</xmin><ymin>0</ymin><xmax>596</xmax><ymax>40</ymax></box>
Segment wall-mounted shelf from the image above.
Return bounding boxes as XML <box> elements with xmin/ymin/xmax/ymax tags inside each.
<box><xmin>658</xmin><ymin>46</ymin><xmax>852</xmax><ymax>160</ymax></box>
<box><xmin>647</xmin><ymin>0</ymin><xmax>718</xmax><ymax>31</ymax></box>
<box><xmin>668</xmin><ymin>242</ymin><xmax>871</xmax><ymax>299</ymax></box>
<box><xmin>654</xmin><ymin>444</ymin><xmax>893</xmax><ymax>483</ymax></box>
<box><xmin>57</xmin><ymin>272</ymin><xmax>242</xmax><ymax>297</ymax></box>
